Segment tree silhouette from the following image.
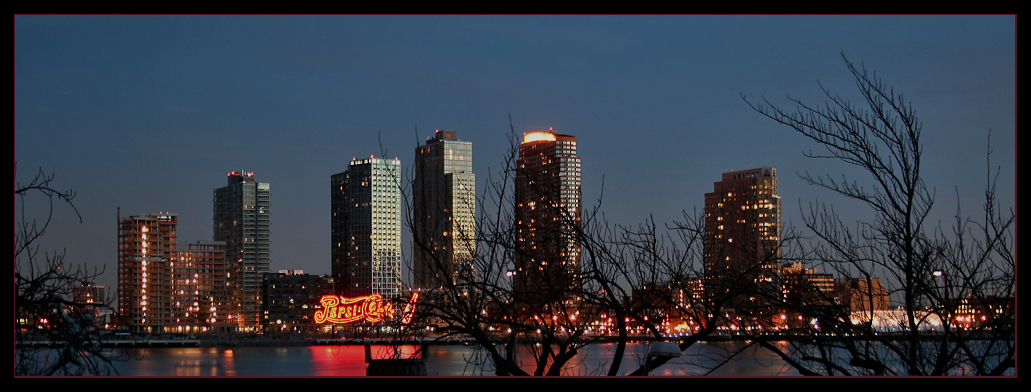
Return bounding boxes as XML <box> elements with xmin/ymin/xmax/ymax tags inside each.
<box><xmin>15</xmin><ymin>167</ymin><xmax>124</xmax><ymax>376</ymax></box>
<box><xmin>403</xmin><ymin>120</ymin><xmax>759</xmax><ymax>376</ymax></box>
<box><xmin>742</xmin><ymin>54</ymin><xmax>1015</xmax><ymax>376</ymax></box>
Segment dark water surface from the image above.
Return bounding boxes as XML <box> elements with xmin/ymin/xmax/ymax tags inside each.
<box><xmin>103</xmin><ymin>342</ymin><xmax>802</xmax><ymax>377</ymax></box>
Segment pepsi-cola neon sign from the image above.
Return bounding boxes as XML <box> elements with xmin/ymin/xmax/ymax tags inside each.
<box><xmin>315</xmin><ymin>294</ymin><xmax>396</xmax><ymax>324</ymax></box>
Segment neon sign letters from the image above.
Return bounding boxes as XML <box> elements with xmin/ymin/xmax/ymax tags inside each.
<box><xmin>314</xmin><ymin>293</ymin><xmax>421</xmax><ymax>325</ymax></box>
<box><xmin>315</xmin><ymin>294</ymin><xmax>396</xmax><ymax>324</ymax></box>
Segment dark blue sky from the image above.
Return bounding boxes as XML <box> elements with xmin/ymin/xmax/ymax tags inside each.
<box><xmin>15</xmin><ymin>15</ymin><xmax>1015</xmax><ymax>292</ymax></box>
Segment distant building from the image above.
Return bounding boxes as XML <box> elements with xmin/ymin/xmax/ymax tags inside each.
<box><xmin>781</xmin><ymin>263</ymin><xmax>838</xmax><ymax>328</ymax></box>
<box><xmin>213</xmin><ymin>171</ymin><xmax>271</xmax><ymax>331</ymax></box>
<box><xmin>944</xmin><ymin>295</ymin><xmax>1014</xmax><ymax>329</ymax></box>
<box><xmin>630</xmin><ymin>282</ymin><xmax>675</xmax><ymax>324</ymax></box>
<box><xmin>118</xmin><ymin>213</ymin><xmax>235</xmax><ymax>333</ymax></box>
<box><xmin>262</xmin><ymin>270</ymin><xmax>335</xmax><ymax>333</ymax></box>
<box><xmin>413</xmin><ymin>130</ymin><xmax>476</xmax><ymax>290</ymax></box>
<box><xmin>837</xmin><ymin>277</ymin><xmax>889</xmax><ymax>314</ymax></box>
<box><xmin>174</xmin><ymin>241</ymin><xmax>236</xmax><ymax>333</ymax></box>
<box><xmin>632</xmin><ymin>277</ymin><xmax>706</xmax><ymax>333</ymax></box>
<box><xmin>73</xmin><ymin>283</ymin><xmax>106</xmax><ymax>307</ymax></box>
<box><xmin>848</xmin><ymin>309</ymin><xmax>943</xmax><ymax>332</ymax></box>
<box><xmin>514</xmin><ymin>129</ymin><xmax>582</xmax><ymax>302</ymax></box>
<box><xmin>72</xmin><ymin>282</ymin><xmax>113</xmax><ymax>328</ymax></box>
<box><xmin>331</xmin><ymin>157</ymin><xmax>403</xmax><ymax>298</ymax></box>
<box><xmin>781</xmin><ymin>263</ymin><xmax>836</xmax><ymax>301</ymax></box>
<box><xmin>703</xmin><ymin>168</ymin><xmax>781</xmax><ymax>308</ymax></box>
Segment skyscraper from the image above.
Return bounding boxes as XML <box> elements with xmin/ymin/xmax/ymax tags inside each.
<box><xmin>413</xmin><ymin>130</ymin><xmax>476</xmax><ymax>290</ymax></box>
<box><xmin>331</xmin><ymin>157</ymin><xmax>402</xmax><ymax>298</ymax></box>
<box><xmin>118</xmin><ymin>213</ymin><xmax>234</xmax><ymax>333</ymax></box>
<box><xmin>514</xmin><ymin>129</ymin><xmax>582</xmax><ymax>300</ymax></box>
<box><xmin>213</xmin><ymin>171</ymin><xmax>270</xmax><ymax>331</ymax></box>
<box><xmin>118</xmin><ymin>213</ymin><xmax>177</xmax><ymax>333</ymax></box>
<box><xmin>703</xmin><ymin>167</ymin><xmax>781</xmax><ymax>306</ymax></box>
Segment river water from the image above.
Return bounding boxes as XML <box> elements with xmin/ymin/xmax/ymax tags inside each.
<box><xmin>99</xmin><ymin>342</ymin><xmax>802</xmax><ymax>377</ymax></box>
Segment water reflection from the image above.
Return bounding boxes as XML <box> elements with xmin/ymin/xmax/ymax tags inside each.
<box><xmin>307</xmin><ymin>346</ymin><xmax>368</xmax><ymax>376</ymax></box>
<box><xmin>171</xmin><ymin>360</ymin><xmax>225</xmax><ymax>377</ymax></box>
<box><xmin>111</xmin><ymin>342</ymin><xmax>803</xmax><ymax>377</ymax></box>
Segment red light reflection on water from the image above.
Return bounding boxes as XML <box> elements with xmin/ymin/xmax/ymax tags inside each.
<box><xmin>307</xmin><ymin>345</ymin><xmax>424</xmax><ymax>377</ymax></box>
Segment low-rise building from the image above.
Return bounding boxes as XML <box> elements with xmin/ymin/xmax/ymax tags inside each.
<box><xmin>262</xmin><ymin>270</ymin><xmax>335</xmax><ymax>333</ymax></box>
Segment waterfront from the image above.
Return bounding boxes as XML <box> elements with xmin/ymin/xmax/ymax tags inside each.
<box><xmin>100</xmin><ymin>342</ymin><xmax>802</xmax><ymax>377</ymax></box>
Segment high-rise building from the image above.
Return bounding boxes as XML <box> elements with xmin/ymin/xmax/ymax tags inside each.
<box><xmin>514</xmin><ymin>129</ymin><xmax>582</xmax><ymax>301</ymax></box>
<box><xmin>703</xmin><ymin>167</ymin><xmax>781</xmax><ymax>307</ymax></box>
<box><xmin>213</xmin><ymin>171</ymin><xmax>271</xmax><ymax>331</ymax></box>
<box><xmin>413</xmin><ymin>130</ymin><xmax>476</xmax><ymax>290</ymax></box>
<box><xmin>331</xmin><ymin>157</ymin><xmax>403</xmax><ymax>298</ymax></box>
<box><xmin>118</xmin><ymin>213</ymin><xmax>235</xmax><ymax>333</ymax></box>
<box><xmin>118</xmin><ymin>213</ymin><xmax>177</xmax><ymax>333</ymax></box>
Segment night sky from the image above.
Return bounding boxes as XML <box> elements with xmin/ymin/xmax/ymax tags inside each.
<box><xmin>15</xmin><ymin>15</ymin><xmax>1015</xmax><ymax>294</ymax></box>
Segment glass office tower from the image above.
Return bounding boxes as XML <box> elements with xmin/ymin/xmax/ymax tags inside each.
<box><xmin>331</xmin><ymin>158</ymin><xmax>403</xmax><ymax>298</ymax></box>
<box><xmin>214</xmin><ymin>171</ymin><xmax>270</xmax><ymax>331</ymax></box>
<box><xmin>413</xmin><ymin>130</ymin><xmax>476</xmax><ymax>290</ymax></box>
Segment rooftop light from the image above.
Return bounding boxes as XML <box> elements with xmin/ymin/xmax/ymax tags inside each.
<box><xmin>523</xmin><ymin>132</ymin><xmax>557</xmax><ymax>144</ymax></box>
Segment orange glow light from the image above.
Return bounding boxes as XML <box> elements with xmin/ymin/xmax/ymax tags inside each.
<box><xmin>314</xmin><ymin>294</ymin><xmax>396</xmax><ymax>324</ymax></box>
<box><xmin>523</xmin><ymin>132</ymin><xmax>556</xmax><ymax>144</ymax></box>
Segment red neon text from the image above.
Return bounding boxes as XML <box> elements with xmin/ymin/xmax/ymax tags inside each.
<box><xmin>315</xmin><ymin>294</ymin><xmax>396</xmax><ymax>324</ymax></box>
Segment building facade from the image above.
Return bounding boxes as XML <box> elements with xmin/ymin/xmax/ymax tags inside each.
<box><xmin>703</xmin><ymin>167</ymin><xmax>781</xmax><ymax>308</ymax></box>
<box><xmin>781</xmin><ymin>263</ymin><xmax>837</xmax><ymax>328</ymax></box>
<box><xmin>213</xmin><ymin>171</ymin><xmax>271</xmax><ymax>331</ymax></box>
<box><xmin>413</xmin><ymin>130</ymin><xmax>476</xmax><ymax>290</ymax></box>
<box><xmin>118</xmin><ymin>213</ymin><xmax>177</xmax><ymax>333</ymax></box>
<box><xmin>118</xmin><ymin>213</ymin><xmax>235</xmax><ymax>333</ymax></box>
<box><xmin>331</xmin><ymin>157</ymin><xmax>403</xmax><ymax>298</ymax></box>
<box><xmin>72</xmin><ymin>283</ymin><xmax>114</xmax><ymax>330</ymax></box>
<box><xmin>262</xmin><ymin>270</ymin><xmax>335</xmax><ymax>333</ymax></box>
<box><xmin>781</xmin><ymin>263</ymin><xmax>836</xmax><ymax>301</ymax></box>
<box><xmin>514</xmin><ymin>129</ymin><xmax>582</xmax><ymax>301</ymax></box>
<box><xmin>173</xmin><ymin>241</ymin><xmax>236</xmax><ymax>333</ymax></box>
<box><xmin>838</xmin><ymin>277</ymin><xmax>890</xmax><ymax>314</ymax></box>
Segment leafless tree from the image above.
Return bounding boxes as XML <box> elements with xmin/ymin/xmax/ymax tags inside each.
<box><xmin>15</xmin><ymin>167</ymin><xmax>124</xmax><ymax>376</ymax></box>
<box><xmin>741</xmin><ymin>54</ymin><xmax>1015</xmax><ymax>376</ymax></box>
<box><xmin>402</xmin><ymin>120</ymin><xmax>759</xmax><ymax>376</ymax></box>
<box><xmin>403</xmin><ymin>122</ymin><xmax>601</xmax><ymax>376</ymax></box>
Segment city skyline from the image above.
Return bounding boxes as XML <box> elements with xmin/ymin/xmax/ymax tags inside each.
<box><xmin>15</xmin><ymin>15</ymin><xmax>1015</xmax><ymax>296</ymax></box>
